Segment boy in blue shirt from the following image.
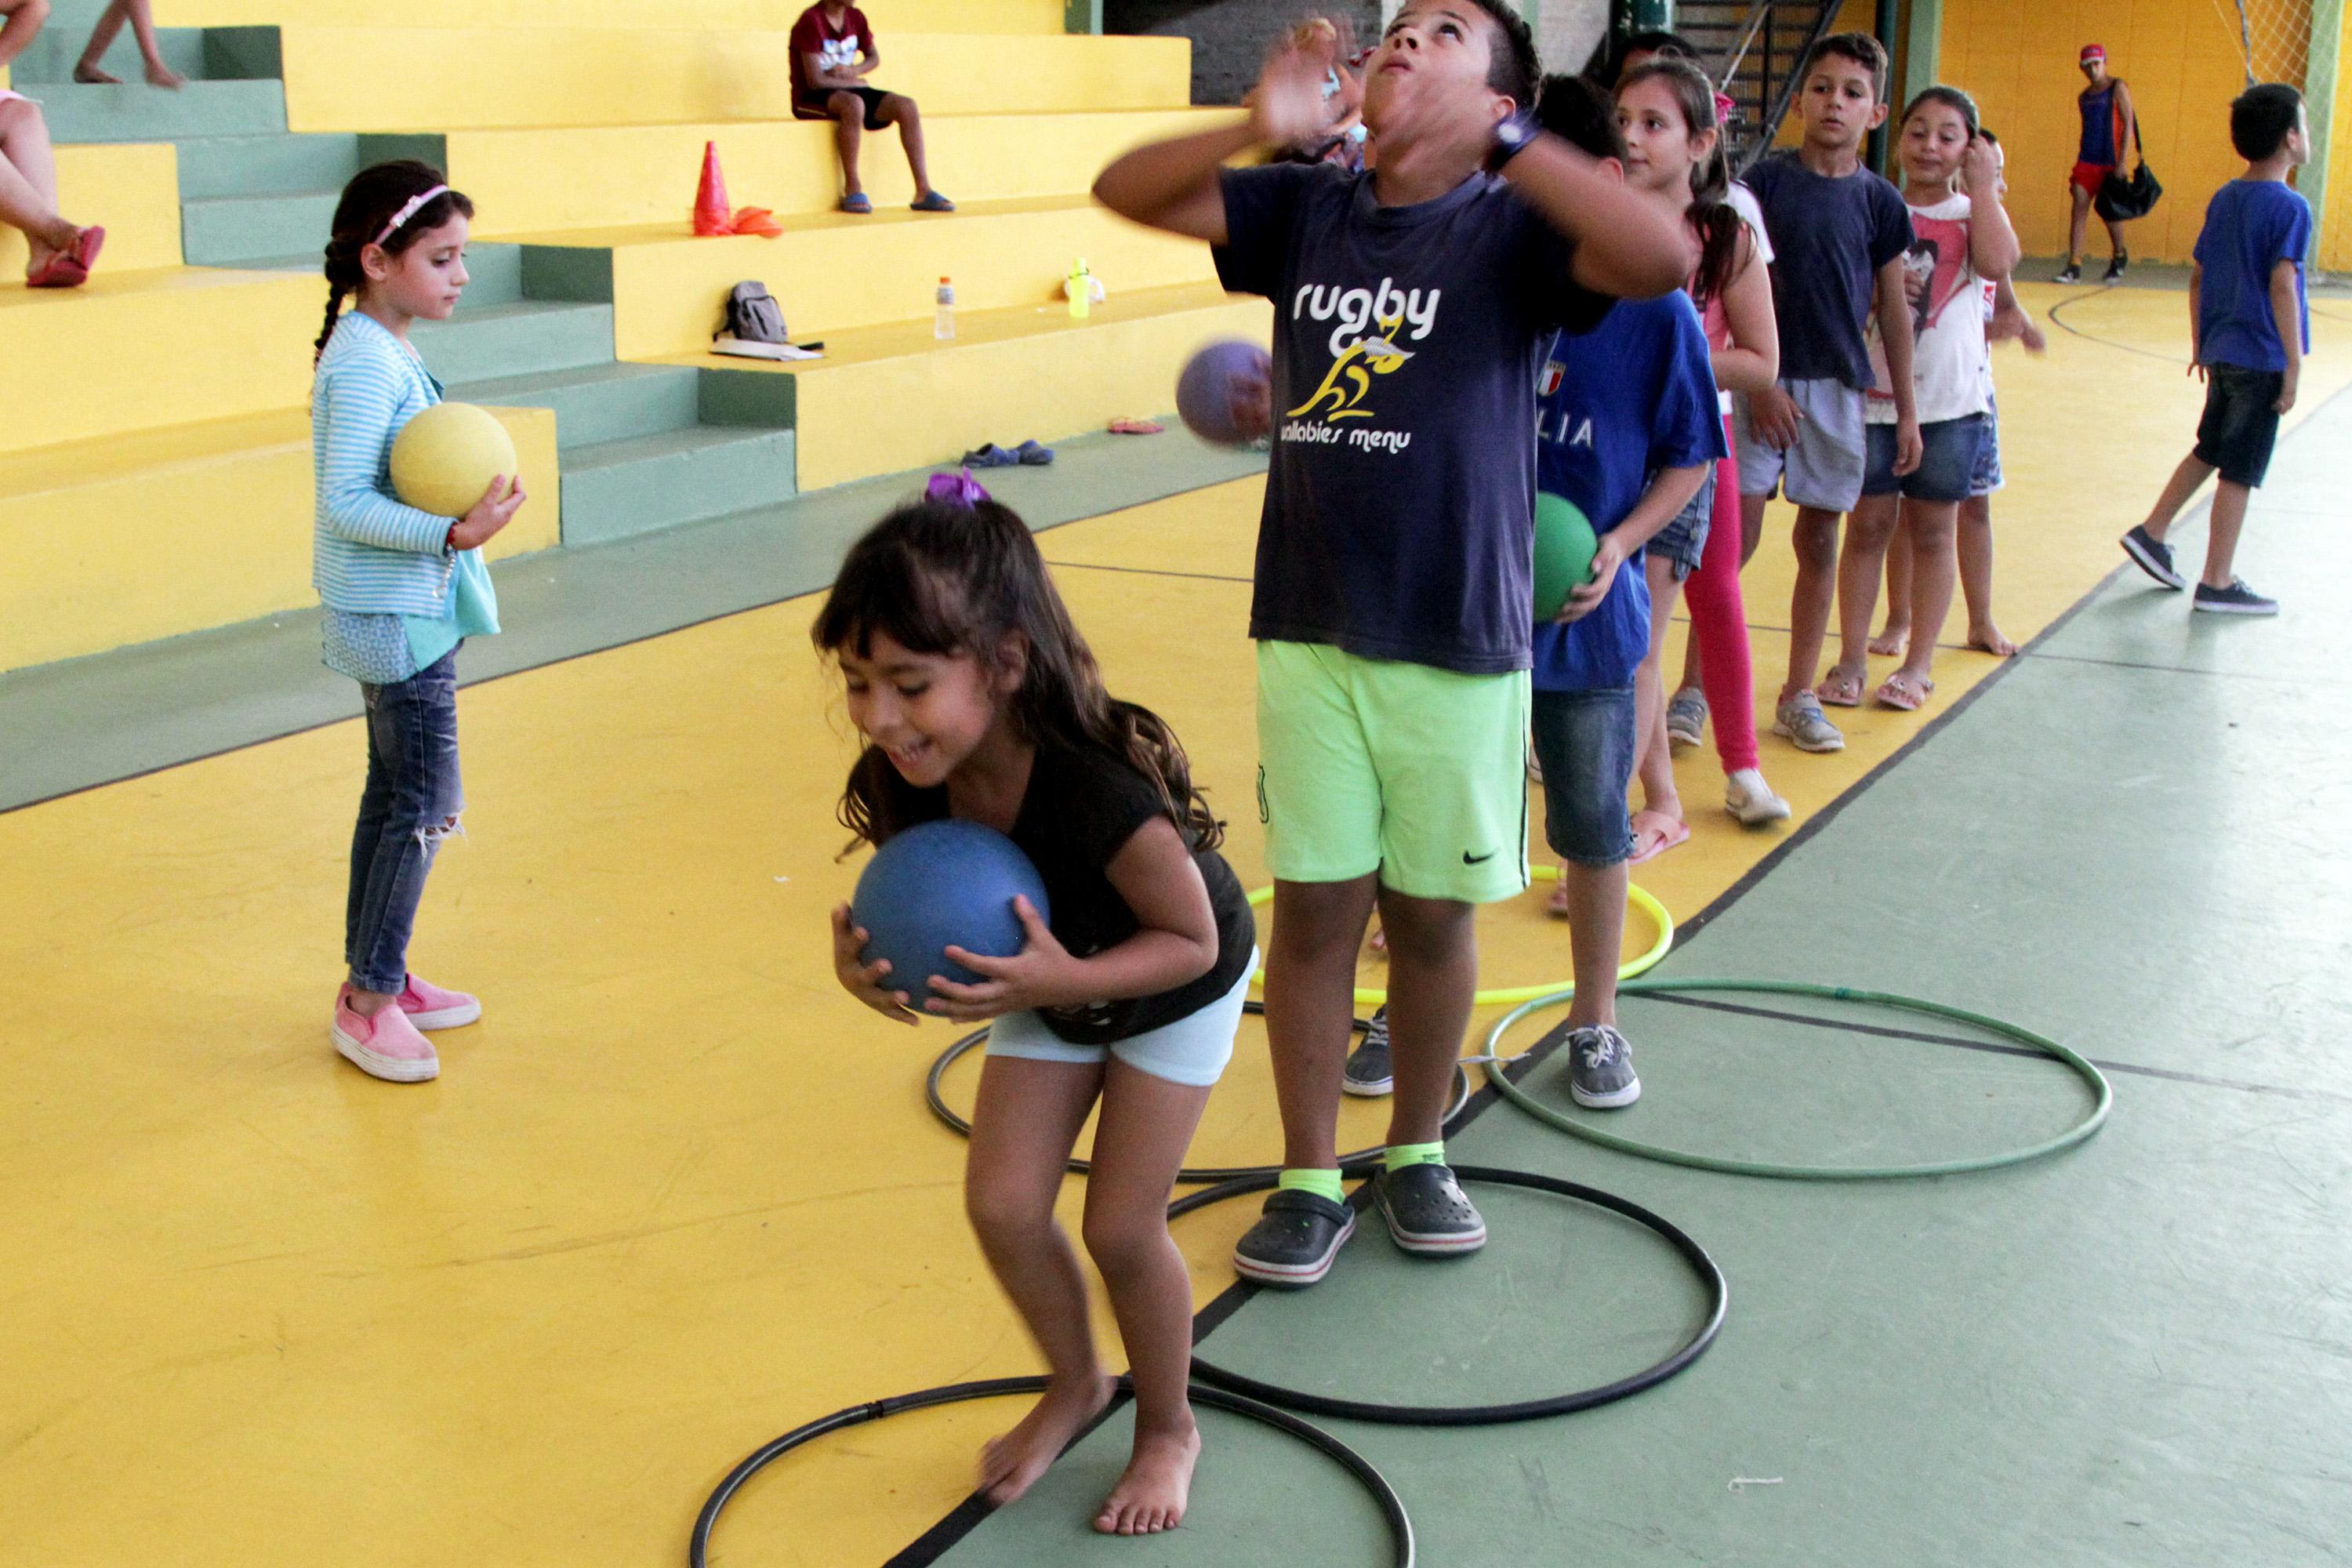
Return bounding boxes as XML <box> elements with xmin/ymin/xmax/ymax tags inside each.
<box><xmin>1526</xmin><ymin>78</ymin><xmax>1722</xmax><ymax>1109</ymax></box>
<box><xmin>2121</xmin><ymin>83</ymin><xmax>2309</xmax><ymax>616</ymax></box>
<box><xmin>1094</xmin><ymin>3</ymin><xmax>1688</xmax><ymax>1286</ymax></box>
<box><xmin>1733</xmin><ymin>32</ymin><xmax>1918</xmax><ymax>753</ymax></box>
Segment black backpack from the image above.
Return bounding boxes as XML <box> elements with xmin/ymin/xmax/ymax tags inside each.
<box><xmin>719</xmin><ymin>281</ymin><xmax>788</xmax><ymax>343</ymax></box>
<box><xmin>2096</xmin><ymin>116</ymin><xmax>2163</xmax><ymax>223</ymax></box>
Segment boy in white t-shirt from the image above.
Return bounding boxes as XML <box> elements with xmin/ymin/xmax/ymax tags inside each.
<box><xmin>1831</xmin><ymin>85</ymin><xmax>2018</xmax><ymax>713</ymax></box>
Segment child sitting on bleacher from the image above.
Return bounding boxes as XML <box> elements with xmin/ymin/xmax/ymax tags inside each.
<box><xmin>789</xmin><ymin>1</ymin><xmax>954</xmax><ymax>216</ymax></box>
<box><xmin>0</xmin><ymin>82</ymin><xmax>103</xmax><ymax>286</ymax></box>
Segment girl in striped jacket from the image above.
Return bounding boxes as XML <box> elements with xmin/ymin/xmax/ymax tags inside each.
<box><xmin>313</xmin><ymin>160</ymin><xmax>526</xmax><ymax>1083</ymax></box>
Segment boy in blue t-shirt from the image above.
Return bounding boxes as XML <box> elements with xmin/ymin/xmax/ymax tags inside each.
<box><xmin>1094</xmin><ymin>2</ymin><xmax>1689</xmax><ymax>1287</ymax></box>
<box><xmin>1526</xmin><ymin>78</ymin><xmax>1723</xmax><ymax>1111</ymax></box>
<box><xmin>2121</xmin><ymin>84</ymin><xmax>2310</xmax><ymax>616</ymax></box>
<box><xmin>1732</xmin><ymin>33</ymin><xmax>1918</xmax><ymax>753</ymax></box>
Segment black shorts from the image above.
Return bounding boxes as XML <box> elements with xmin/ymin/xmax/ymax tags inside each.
<box><xmin>795</xmin><ymin>85</ymin><xmax>891</xmax><ymax>130</ymax></box>
<box><xmin>2194</xmin><ymin>364</ymin><xmax>2285</xmax><ymax>488</ymax></box>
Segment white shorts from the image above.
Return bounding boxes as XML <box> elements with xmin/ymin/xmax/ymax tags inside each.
<box><xmin>984</xmin><ymin>949</ymin><xmax>1256</xmax><ymax>1088</ymax></box>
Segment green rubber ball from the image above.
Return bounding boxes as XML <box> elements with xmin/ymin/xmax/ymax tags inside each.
<box><xmin>1533</xmin><ymin>492</ymin><xmax>1599</xmax><ymax>619</ymax></box>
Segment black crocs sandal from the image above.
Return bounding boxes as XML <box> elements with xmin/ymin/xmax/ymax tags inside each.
<box><xmin>1232</xmin><ymin>1189</ymin><xmax>1356</xmax><ymax>1287</ymax></box>
<box><xmin>1375</xmin><ymin>1163</ymin><xmax>1487</xmax><ymax>1256</ymax></box>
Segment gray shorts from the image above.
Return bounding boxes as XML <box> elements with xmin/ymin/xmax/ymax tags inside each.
<box><xmin>1733</xmin><ymin>377</ymin><xmax>1867</xmax><ymax>513</ymax></box>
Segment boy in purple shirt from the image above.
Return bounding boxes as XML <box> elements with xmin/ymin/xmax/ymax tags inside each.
<box><xmin>2120</xmin><ymin>84</ymin><xmax>2310</xmax><ymax>616</ymax></box>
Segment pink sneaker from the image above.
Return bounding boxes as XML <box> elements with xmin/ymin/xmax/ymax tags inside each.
<box><xmin>332</xmin><ymin>996</ymin><xmax>440</xmax><ymax>1083</ymax></box>
<box><xmin>336</xmin><ymin>975</ymin><xmax>482</xmax><ymax>1032</ymax></box>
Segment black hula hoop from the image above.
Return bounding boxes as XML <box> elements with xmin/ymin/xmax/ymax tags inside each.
<box><xmin>1170</xmin><ymin>1164</ymin><xmax>1726</xmax><ymax>1426</ymax></box>
<box><xmin>924</xmin><ymin>1001</ymin><xmax>1475</xmax><ymax>1184</ymax></box>
<box><xmin>688</xmin><ymin>1374</ymin><xmax>1416</xmax><ymax>1567</ymax></box>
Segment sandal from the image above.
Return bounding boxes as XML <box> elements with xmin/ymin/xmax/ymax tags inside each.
<box><xmin>25</xmin><ymin>227</ymin><xmax>101</xmax><ymax>289</ymax></box>
<box><xmin>1817</xmin><ymin>664</ymin><xmax>1867</xmax><ymax>707</ymax></box>
<box><xmin>1873</xmin><ymin>670</ymin><xmax>1935</xmax><ymax>711</ymax></box>
<box><xmin>1109</xmin><ymin>417</ymin><xmax>1164</xmax><ymax>435</ymax></box>
<box><xmin>959</xmin><ymin>442</ymin><xmax>1018</xmax><ymax>468</ymax></box>
<box><xmin>1628</xmin><ymin>809</ymin><xmax>1690</xmax><ymax>866</ymax></box>
<box><xmin>1014</xmin><ymin>439</ymin><xmax>1054</xmax><ymax>466</ymax></box>
<box><xmin>908</xmin><ymin>191</ymin><xmax>955</xmax><ymax>213</ymax></box>
<box><xmin>837</xmin><ymin>192</ymin><xmax>873</xmax><ymax>215</ymax></box>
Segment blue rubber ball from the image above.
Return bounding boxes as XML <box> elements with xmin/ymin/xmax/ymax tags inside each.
<box><xmin>1177</xmin><ymin>338</ymin><xmax>1272</xmax><ymax>447</ymax></box>
<box><xmin>851</xmin><ymin>820</ymin><xmax>1053</xmax><ymax>1006</ymax></box>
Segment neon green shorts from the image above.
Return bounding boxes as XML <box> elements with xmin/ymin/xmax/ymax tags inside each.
<box><xmin>1255</xmin><ymin>641</ymin><xmax>1531</xmax><ymax>905</ymax></box>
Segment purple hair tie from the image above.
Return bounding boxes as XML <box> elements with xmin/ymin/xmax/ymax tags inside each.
<box><xmin>927</xmin><ymin>469</ymin><xmax>992</xmax><ymax>510</ymax></box>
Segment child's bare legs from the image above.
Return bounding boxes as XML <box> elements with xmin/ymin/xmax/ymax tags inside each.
<box><xmin>2136</xmin><ymin>451</ymin><xmax>2214</xmax><ymax>546</ymax></box>
<box><xmin>0</xmin><ymin>98</ymin><xmax>81</xmax><ymax>278</ymax></box>
<box><xmin>2198</xmin><ymin>479</ymin><xmax>2254</xmax><ymax>588</ymax></box>
<box><xmin>1871</xmin><ymin>525</ymin><xmax>1912</xmax><ymax>657</ymax></box>
<box><xmin>873</xmin><ymin>93</ymin><xmax>938</xmax><ymax>201</ymax></box>
<box><xmin>1785</xmin><ymin>503</ymin><xmax>1845</xmax><ymax>700</ymax></box>
<box><xmin>1957</xmin><ymin>494</ymin><xmax>2016</xmax><ymax>655</ymax></box>
<box><xmin>1265</xmin><ymin>876</ymin><xmax>1380</xmax><ymax>1171</ymax></box>
<box><xmin>1083</xmin><ymin>1060</ymin><xmax>1214</xmax><ymax>1534</ymax></box>
<box><xmin>1635</xmin><ymin>556</ymin><xmax>1685</xmax><ymax>823</ymax></box>
<box><xmin>826</xmin><ymin>92</ymin><xmax>868</xmax><ymax>197</ymax></box>
<box><xmin>76</xmin><ymin>0</ymin><xmax>183</xmax><ymax>86</ymax></box>
<box><xmin>1559</xmin><ymin>857</ymin><xmax>1626</xmax><ymax>1031</ymax></box>
<box><xmin>1893</xmin><ymin>499</ymin><xmax>1959</xmax><ymax>694</ymax></box>
<box><xmin>1827</xmin><ymin>494</ymin><xmax>1897</xmax><ymax>699</ymax></box>
<box><xmin>965</xmin><ymin>1057</ymin><xmax>1118</xmax><ymax>1508</ymax></box>
<box><xmin>1370</xmin><ymin>887</ymin><xmax>1476</xmax><ymax>1149</ymax></box>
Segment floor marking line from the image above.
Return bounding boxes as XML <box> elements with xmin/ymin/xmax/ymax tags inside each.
<box><xmin>2024</xmin><ymin>648</ymin><xmax>2352</xmax><ymax>686</ymax></box>
<box><xmin>1041</xmin><ymin>559</ymin><xmax>1257</xmax><ymax>586</ymax></box>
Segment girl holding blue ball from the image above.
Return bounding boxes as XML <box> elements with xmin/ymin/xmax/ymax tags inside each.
<box><xmin>818</xmin><ymin>474</ymin><xmax>1255</xmax><ymax>1537</ymax></box>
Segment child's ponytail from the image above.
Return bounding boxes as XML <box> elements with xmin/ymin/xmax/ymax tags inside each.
<box><xmin>314</xmin><ymin>159</ymin><xmax>474</xmax><ymax>365</ymax></box>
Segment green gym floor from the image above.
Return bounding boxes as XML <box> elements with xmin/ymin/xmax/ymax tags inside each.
<box><xmin>3</xmin><ymin>280</ymin><xmax>2349</xmax><ymax>1565</ymax></box>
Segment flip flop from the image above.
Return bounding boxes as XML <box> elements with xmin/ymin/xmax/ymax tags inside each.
<box><xmin>959</xmin><ymin>443</ymin><xmax>1018</xmax><ymax>468</ymax></box>
<box><xmin>1109</xmin><ymin>417</ymin><xmax>1164</xmax><ymax>435</ymax></box>
<box><xmin>1817</xmin><ymin>665</ymin><xmax>1867</xmax><ymax>707</ymax></box>
<box><xmin>1014</xmin><ymin>439</ymin><xmax>1054</xmax><ymax>466</ymax></box>
<box><xmin>729</xmin><ymin>206</ymin><xmax>783</xmax><ymax>238</ymax></box>
<box><xmin>71</xmin><ymin>226</ymin><xmax>106</xmax><ymax>272</ymax></box>
<box><xmin>1628</xmin><ymin>809</ymin><xmax>1690</xmax><ymax>866</ymax></box>
<box><xmin>25</xmin><ymin>244</ymin><xmax>90</xmax><ymax>289</ymax></box>
<box><xmin>1873</xmin><ymin>671</ymin><xmax>1935</xmax><ymax>711</ymax></box>
<box><xmin>837</xmin><ymin>193</ymin><xmax>873</xmax><ymax>215</ymax></box>
<box><xmin>909</xmin><ymin>191</ymin><xmax>955</xmax><ymax>212</ymax></box>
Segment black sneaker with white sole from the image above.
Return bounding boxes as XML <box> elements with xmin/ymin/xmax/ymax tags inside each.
<box><xmin>2053</xmin><ymin>261</ymin><xmax>2083</xmax><ymax>284</ymax></box>
<box><xmin>1232</xmin><ymin>1189</ymin><xmax>1357</xmax><ymax>1287</ymax></box>
<box><xmin>2103</xmin><ymin>252</ymin><xmax>2129</xmax><ymax>282</ymax></box>
<box><xmin>1566</xmin><ymin>1024</ymin><xmax>1642</xmax><ymax>1109</ymax></box>
<box><xmin>1341</xmin><ymin>1007</ymin><xmax>1392</xmax><ymax>1097</ymax></box>
<box><xmin>2121</xmin><ymin>524</ymin><xmax>2187</xmax><ymax>589</ymax></box>
<box><xmin>1374</xmin><ymin>1163</ymin><xmax>1487</xmax><ymax>1256</ymax></box>
<box><xmin>2192</xmin><ymin>578</ymin><xmax>2279</xmax><ymax>615</ymax></box>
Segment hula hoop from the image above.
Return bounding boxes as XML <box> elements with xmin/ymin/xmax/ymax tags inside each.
<box><xmin>1243</xmin><ymin>869</ymin><xmax>1675</xmax><ymax>1007</ymax></box>
<box><xmin>924</xmin><ymin>1001</ymin><xmax>1475</xmax><ymax>1184</ymax></box>
<box><xmin>689</xmin><ymin>1374</ymin><xmax>1417</xmax><ymax>1568</ymax></box>
<box><xmin>1170</xmin><ymin>1164</ymin><xmax>1726</xmax><ymax>1425</ymax></box>
<box><xmin>1481</xmin><ymin>979</ymin><xmax>2114</xmax><ymax>1181</ymax></box>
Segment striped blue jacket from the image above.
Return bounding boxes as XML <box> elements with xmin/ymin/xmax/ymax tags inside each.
<box><xmin>311</xmin><ymin>310</ymin><xmax>458</xmax><ymax>615</ymax></box>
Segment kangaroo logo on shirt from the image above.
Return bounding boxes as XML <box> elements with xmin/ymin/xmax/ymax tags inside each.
<box><xmin>1279</xmin><ymin>279</ymin><xmax>1439</xmax><ymax>450</ymax></box>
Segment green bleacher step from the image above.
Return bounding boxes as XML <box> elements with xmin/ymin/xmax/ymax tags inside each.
<box><xmin>182</xmin><ymin>188</ymin><xmax>338</xmax><ymax>267</ymax></box>
<box><xmin>38</xmin><ymin>78</ymin><xmax>285</xmax><ymax>143</ymax></box>
<box><xmin>411</xmin><ymin>298</ymin><xmax>613</xmax><ymax>384</ymax></box>
<box><xmin>175</xmin><ymin>132</ymin><xmax>362</xmax><ymax>200</ymax></box>
<box><xmin>558</xmin><ymin>426</ymin><xmax>797</xmax><ymax>547</ymax></box>
<box><xmin>5</xmin><ymin>23</ymin><xmax>209</xmax><ymax>85</ymax></box>
<box><xmin>459</xmin><ymin>363</ymin><xmax>702</xmax><ymax>450</ymax></box>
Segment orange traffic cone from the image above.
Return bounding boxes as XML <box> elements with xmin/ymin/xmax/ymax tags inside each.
<box><xmin>693</xmin><ymin>141</ymin><xmax>733</xmax><ymax>237</ymax></box>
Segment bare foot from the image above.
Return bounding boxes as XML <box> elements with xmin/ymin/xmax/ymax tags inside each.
<box><xmin>1867</xmin><ymin>623</ymin><xmax>1910</xmax><ymax>659</ymax></box>
<box><xmin>1094</xmin><ymin>1423</ymin><xmax>1200</xmax><ymax>1535</ymax></box>
<box><xmin>978</xmin><ymin>1373</ymin><xmax>1115</xmax><ymax>1508</ymax></box>
<box><xmin>145</xmin><ymin>61</ymin><xmax>187</xmax><ymax>89</ymax></box>
<box><xmin>73</xmin><ymin>64</ymin><xmax>124</xmax><ymax>84</ymax></box>
<box><xmin>1967</xmin><ymin>622</ymin><xmax>2020</xmax><ymax>658</ymax></box>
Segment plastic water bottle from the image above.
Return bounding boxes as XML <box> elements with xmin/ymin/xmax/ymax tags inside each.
<box><xmin>1067</xmin><ymin>258</ymin><xmax>1092</xmax><ymax>320</ymax></box>
<box><xmin>935</xmin><ymin>277</ymin><xmax>956</xmax><ymax>340</ymax></box>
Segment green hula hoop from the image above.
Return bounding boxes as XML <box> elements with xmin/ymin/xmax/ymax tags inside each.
<box><xmin>1243</xmin><ymin>870</ymin><xmax>1675</xmax><ymax>1009</ymax></box>
<box><xmin>1481</xmin><ymin>979</ymin><xmax>2113</xmax><ymax>1180</ymax></box>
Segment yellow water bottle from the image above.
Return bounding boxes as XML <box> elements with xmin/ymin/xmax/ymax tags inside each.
<box><xmin>1067</xmin><ymin>258</ymin><xmax>1092</xmax><ymax>320</ymax></box>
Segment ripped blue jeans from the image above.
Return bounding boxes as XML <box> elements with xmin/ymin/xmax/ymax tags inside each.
<box><xmin>346</xmin><ymin>649</ymin><xmax>465</xmax><ymax>996</ymax></box>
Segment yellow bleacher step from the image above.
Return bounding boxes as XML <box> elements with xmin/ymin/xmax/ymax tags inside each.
<box><xmin>0</xmin><ymin>267</ymin><xmax>324</xmax><ymax>455</ymax></box>
<box><xmin>276</xmin><ymin>27</ymin><xmax>1191</xmax><ymax>131</ymax></box>
<box><xmin>0</xmin><ymin>143</ymin><xmax>180</xmax><ymax>281</ymax></box>
<box><xmin>452</xmin><ymin>108</ymin><xmax>1236</xmax><ymax>236</ymax></box>
<box><xmin>158</xmin><ymin>0</ymin><xmax>1061</xmax><ymax>32</ymax></box>
<box><xmin>648</xmin><ymin>281</ymin><xmax>1269</xmax><ymax>492</ymax></box>
<box><xmin>0</xmin><ymin>405</ymin><xmax>558</xmax><ymax>673</ymax></box>
<box><xmin>521</xmin><ymin>195</ymin><xmax>1217</xmax><ymax>362</ymax></box>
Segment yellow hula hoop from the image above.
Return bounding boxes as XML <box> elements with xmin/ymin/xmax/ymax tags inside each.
<box><xmin>1244</xmin><ymin>869</ymin><xmax>1675</xmax><ymax>1007</ymax></box>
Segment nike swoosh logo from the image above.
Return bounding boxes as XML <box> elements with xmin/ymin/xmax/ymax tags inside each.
<box><xmin>1463</xmin><ymin>849</ymin><xmax>1499</xmax><ymax>865</ymax></box>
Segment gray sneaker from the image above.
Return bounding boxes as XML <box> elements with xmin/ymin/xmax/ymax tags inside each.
<box><xmin>1665</xmin><ymin>687</ymin><xmax>1708</xmax><ymax>750</ymax></box>
<box><xmin>1232</xmin><ymin>1189</ymin><xmax>1357</xmax><ymax>1287</ymax></box>
<box><xmin>1374</xmin><ymin>1163</ymin><xmax>1487</xmax><ymax>1256</ymax></box>
<box><xmin>2192</xmin><ymin>578</ymin><xmax>2279</xmax><ymax>615</ymax></box>
<box><xmin>2121</xmin><ymin>524</ymin><xmax>2187</xmax><ymax>590</ymax></box>
<box><xmin>1773</xmin><ymin>691</ymin><xmax>1846</xmax><ymax>753</ymax></box>
<box><xmin>1566</xmin><ymin>1024</ymin><xmax>1642</xmax><ymax>1109</ymax></box>
<box><xmin>1342</xmin><ymin>1007</ymin><xmax>1392</xmax><ymax>1097</ymax></box>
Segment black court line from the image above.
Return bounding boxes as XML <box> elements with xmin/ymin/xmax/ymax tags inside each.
<box><xmin>2046</xmin><ymin>286</ymin><xmax>2193</xmax><ymax>364</ymax></box>
<box><xmin>2024</xmin><ymin>647</ymin><xmax>2352</xmax><ymax>686</ymax></box>
<box><xmin>1040</xmin><ymin>558</ymin><xmax>1257</xmax><ymax>586</ymax></box>
<box><xmin>1628</xmin><ymin>992</ymin><xmax>2352</xmax><ymax>1106</ymax></box>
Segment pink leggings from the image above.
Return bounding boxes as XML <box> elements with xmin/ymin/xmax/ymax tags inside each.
<box><xmin>1682</xmin><ymin>413</ymin><xmax>1759</xmax><ymax>775</ymax></box>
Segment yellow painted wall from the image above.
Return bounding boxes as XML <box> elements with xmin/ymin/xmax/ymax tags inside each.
<box><xmin>2325</xmin><ymin>16</ymin><xmax>2352</xmax><ymax>269</ymax></box>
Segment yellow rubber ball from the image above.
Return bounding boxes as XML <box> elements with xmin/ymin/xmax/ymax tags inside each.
<box><xmin>390</xmin><ymin>402</ymin><xmax>517</xmax><ymax>518</ymax></box>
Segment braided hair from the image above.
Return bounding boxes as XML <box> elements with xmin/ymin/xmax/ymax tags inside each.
<box><xmin>314</xmin><ymin>160</ymin><xmax>474</xmax><ymax>365</ymax></box>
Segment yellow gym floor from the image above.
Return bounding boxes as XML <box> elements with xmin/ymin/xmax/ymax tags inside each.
<box><xmin>2</xmin><ymin>282</ymin><xmax>2341</xmax><ymax>1564</ymax></box>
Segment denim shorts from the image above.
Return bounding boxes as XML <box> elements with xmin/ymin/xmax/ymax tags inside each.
<box><xmin>1734</xmin><ymin>377</ymin><xmax>1867</xmax><ymax>512</ymax></box>
<box><xmin>1864</xmin><ymin>413</ymin><xmax>1988</xmax><ymax>503</ymax></box>
<box><xmin>1530</xmin><ymin>684</ymin><xmax>1637</xmax><ymax>868</ymax></box>
<box><xmin>1969</xmin><ymin>390</ymin><xmax>2004</xmax><ymax>498</ymax></box>
<box><xmin>1650</xmin><ymin>464</ymin><xmax>1715</xmax><ymax>581</ymax></box>
<box><xmin>2194</xmin><ymin>365</ymin><xmax>2285</xmax><ymax>488</ymax></box>
<box><xmin>985</xmin><ymin>951</ymin><xmax>1254</xmax><ymax>1087</ymax></box>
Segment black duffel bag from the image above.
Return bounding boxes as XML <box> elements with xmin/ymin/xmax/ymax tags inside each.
<box><xmin>2097</xmin><ymin>115</ymin><xmax>2163</xmax><ymax>222</ymax></box>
